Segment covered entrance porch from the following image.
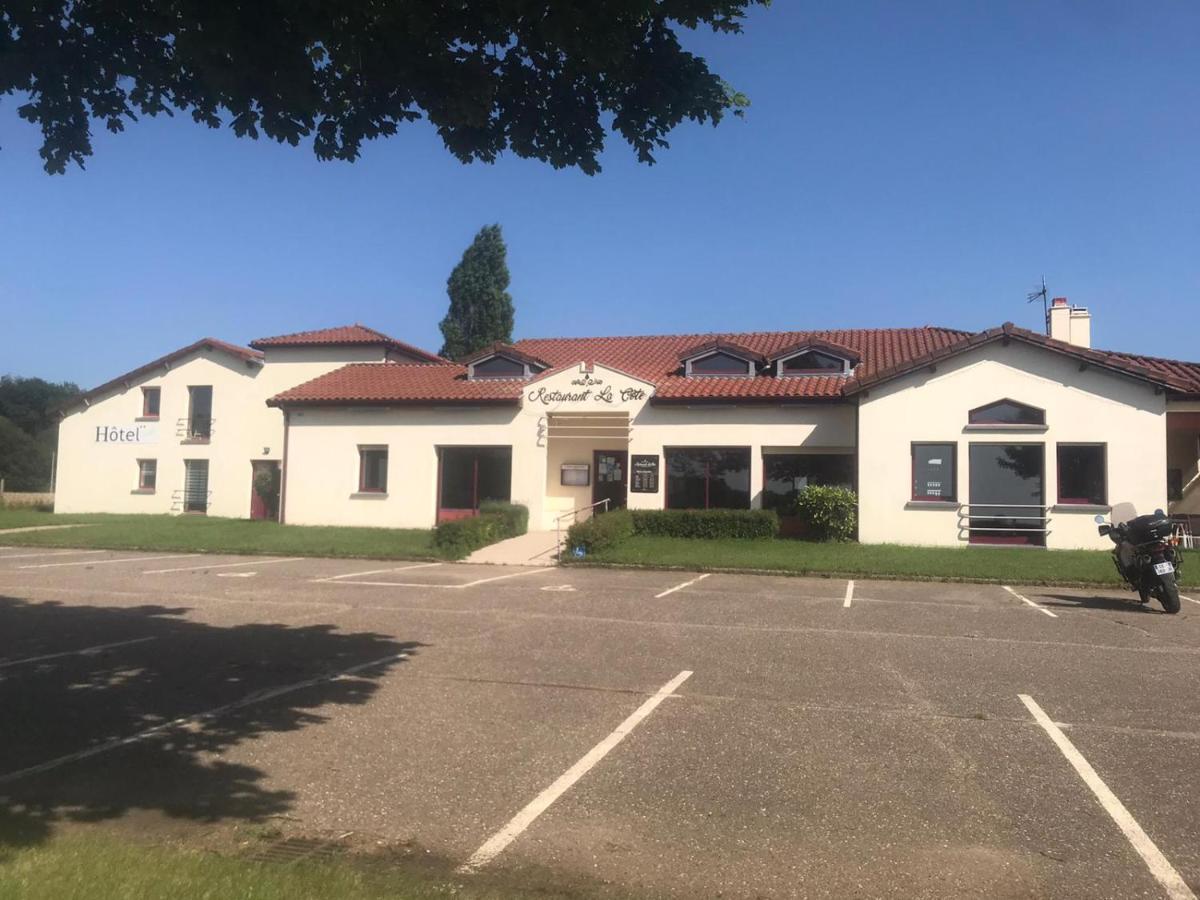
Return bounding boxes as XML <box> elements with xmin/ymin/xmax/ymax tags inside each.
<box><xmin>543</xmin><ymin>412</ymin><xmax>632</xmax><ymax>525</ymax></box>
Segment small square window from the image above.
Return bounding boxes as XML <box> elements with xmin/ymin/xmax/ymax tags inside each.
<box><xmin>142</xmin><ymin>387</ymin><xmax>161</xmax><ymax>418</ymax></box>
<box><xmin>137</xmin><ymin>459</ymin><xmax>157</xmax><ymax>492</ymax></box>
<box><xmin>359</xmin><ymin>447</ymin><xmax>388</xmax><ymax>493</ymax></box>
<box><xmin>912</xmin><ymin>443</ymin><xmax>956</xmax><ymax>501</ymax></box>
<box><xmin>1057</xmin><ymin>444</ymin><xmax>1106</xmax><ymax>505</ymax></box>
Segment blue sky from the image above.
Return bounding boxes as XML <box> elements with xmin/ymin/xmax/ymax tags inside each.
<box><xmin>2</xmin><ymin>0</ymin><xmax>1197</xmax><ymax>387</ymax></box>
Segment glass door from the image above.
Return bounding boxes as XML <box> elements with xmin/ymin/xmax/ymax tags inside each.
<box><xmin>592</xmin><ymin>450</ymin><xmax>628</xmax><ymax>511</ymax></box>
<box><xmin>968</xmin><ymin>444</ymin><xmax>1045</xmax><ymax>546</ymax></box>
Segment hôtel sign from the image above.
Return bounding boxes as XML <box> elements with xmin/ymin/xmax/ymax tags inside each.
<box><xmin>95</xmin><ymin>423</ymin><xmax>159</xmax><ymax>444</ymax></box>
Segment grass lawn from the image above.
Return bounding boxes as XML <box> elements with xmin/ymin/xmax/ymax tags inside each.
<box><xmin>0</xmin><ymin>510</ymin><xmax>443</xmax><ymax>560</ymax></box>
<box><xmin>0</xmin><ymin>832</ymin><xmax>615</xmax><ymax>900</ymax></box>
<box><xmin>577</xmin><ymin>534</ymin><xmax>1200</xmax><ymax>588</ymax></box>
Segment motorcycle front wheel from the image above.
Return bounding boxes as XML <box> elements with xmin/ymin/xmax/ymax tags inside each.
<box><xmin>1157</xmin><ymin>572</ymin><xmax>1181</xmax><ymax>614</ymax></box>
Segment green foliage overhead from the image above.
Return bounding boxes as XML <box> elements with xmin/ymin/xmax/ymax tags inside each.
<box><xmin>439</xmin><ymin>224</ymin><xmax>515</xmax><ymax>359</ymax></box>
<box><xmin>2</xmin><ymin>1</ymin><xmax>769</xmax><ymax>175</ymax></box>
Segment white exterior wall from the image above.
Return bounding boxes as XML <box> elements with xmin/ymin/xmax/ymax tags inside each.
<box><xmin>56</xmin><ymin>344</ymin><xmax>388</xmax><ymax>518</ymax></box>
<box><xmin>858</xmin><ymin>342</ymin><xmax>1168</xmax><ymax>550</ymax></box>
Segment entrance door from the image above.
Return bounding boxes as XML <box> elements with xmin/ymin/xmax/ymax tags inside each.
<box><xmin>183</xmin><ymin>459</ymin><xmax>209</xmax><ymax>514</ymax></box>
<box><xmin>968</xmin><ymin>444</ymin><xmax>1045</xmax><ymax>546</ymax></box>
<box><xmin>593</xmin><ymin>450</ymin><xmax>628</xmax><ymax>511</ymax></box>
<box><xmin>437</xmin><ymin>446</ymin><xmax>513</xmax><ymax>522</ymax></box>
<box><xmin>250</xmin><ymin>460</ymin><xmax>280</xmax><ymax>521</ymax></box>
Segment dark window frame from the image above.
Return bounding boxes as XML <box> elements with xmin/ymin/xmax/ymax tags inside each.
<box><xmin>777</xmin><ymin>350</ymin><xmax>849</xmax><ymax>376</ymax></box>
<box><xmin>136</xmin><ymin>458</ymin><xmax>157</xmax><ymax>492</ymax></box>
<box><xmin>141</xmin><ymin>386</ymin><xmax>161</xmax><ymax>419</ymax></box>
<box><xmin>664</xmin><ymin>446</ymin><xmax>752</xmax><ymax>510</ymax></box>
<box><xmin>967</xmin><ymin>399</ymin><xmax>1046</xmax><ymax>427</ymax></box>
<box><xmin>358</xmin><ymin>446</ymin><xmax>389</xmax><ymax>493</ymax></box>
<box><xmin>469</xmin><ymin>355</ymin><xmax>529</xmax><ymax>380</ymax></box>
<box><xmin>685</xmin><ymin>351</ymin><xmax>755</xmax><ymax>377</ymax></box>
<box><xmin>1056</xmin><ymin>443</ymin><xmax>1108</xmax><ymax>506</ymax></box>
<box><xmin>911</xmin><ymin>442</ymin><xmax>957</xmax><ymax>502</ymax></box>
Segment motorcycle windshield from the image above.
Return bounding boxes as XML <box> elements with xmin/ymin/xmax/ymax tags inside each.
<box><xmin>1111</xmin><ymin>502</ymin><xmax>1138</xmax><ymax>525</ymax></box>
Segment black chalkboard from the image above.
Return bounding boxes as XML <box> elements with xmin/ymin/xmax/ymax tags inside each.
<box><xmin>630</xmin><ymin>454</ymin><xmax>659</xmax><ymax>493</ymax></box>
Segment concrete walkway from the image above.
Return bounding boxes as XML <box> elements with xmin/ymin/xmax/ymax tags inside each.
<box><xmin>464</xmin><ymin>530</ymin><xmax>562</xmax><ymax>566</ymax></box>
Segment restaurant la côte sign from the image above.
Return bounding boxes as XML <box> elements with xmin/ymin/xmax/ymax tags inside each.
<box><xmin>526</xmin><ymin>372</ymin><xmax>648</xmax><ymax>407</ymax></box>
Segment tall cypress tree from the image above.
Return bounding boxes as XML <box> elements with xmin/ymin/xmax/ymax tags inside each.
<box><xmin>438</xmin><ymin>225</ymin><xmax>515</xmax><ymax>359</ymax></box>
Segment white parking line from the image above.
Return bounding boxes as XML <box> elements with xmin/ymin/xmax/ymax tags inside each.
<box><xmin>654</xmin><ymin>573</ymin><xmax>710</xmax><ymax>599</ymax></box>
<box><xmin>843</xmin><ymin>579</ymin><xmax>855</xmax><ymax>608</ymax></box>
<box><xmin>1019</xmin><ymin>694</ymin><xmax>1196</xmax><ymax>900</ymax></box>
<box><xmin>143</xmin><ymin>557</ymin><xmax>304</xmax><ymax>575</ymax></box>
<box><xmin>332</xmin><ymin>568</ymin><xmax>550</xmax><ymax>590</ymax></box>
<box><xmin>0</xmin><ymin>651</ymin><xmax>408</xmax><ymax>786</ymax></box>
<box><xmin>1182</xmin><ymin>595</ymin><xmax>1199</xmax><ymax>606</ymax></box>
<box><xmin>18</xmin><ymin>553</ymin><xmax>196</xmax><ymax>570</ymax></box>
<box><xmin>0</xmin><ymin>549</ymin><xmax>108</xmax><ymax>560</ymax></box>
<box><xmin>0</xmin><ymin>636</ymin><xmax>156</xmax><ymax>669</ymax></box>
<box><xmin>217</xmin><ymin>572</ymin><xmax>257</xmax><ymax>578</ymax></box>
<box><xmin>312</xmin><ymin>562</ymin><xmax>442</xmax><ymax>583</ymax></box>
<box><xmin>458</xmin><ymin>669</ymin><xmax>693</xmax><ymax>873</ymax></box>
<box><xmin>1002</xmin><ymin>585</ymin><xmax>1058</xmax><ymax>618</ymax></box>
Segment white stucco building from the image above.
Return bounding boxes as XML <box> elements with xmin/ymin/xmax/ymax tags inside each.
<box><xmin>56</xmin><ymin>301</ymin><xmax>1200</xmax><ymax>549</ymax></box>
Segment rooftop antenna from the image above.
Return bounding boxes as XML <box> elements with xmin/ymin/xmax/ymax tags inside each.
<box><xmin>1026</xmin><ymin>276</ymin><xmax>1049</xmax><ymax>328</ymax></box>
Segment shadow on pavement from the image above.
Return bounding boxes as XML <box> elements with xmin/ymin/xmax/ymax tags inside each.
<box><xmin>0</xmin><ymin>595</ymin><xmax>418</xmax><ymax>854</ymax></box>
<box><xmin>1038</xmin><ymin>593</ymin><xmax>1165</xmax><ymax>613</ymax></box>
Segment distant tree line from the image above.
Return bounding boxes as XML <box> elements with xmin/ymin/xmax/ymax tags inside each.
<box><xmin>0</xmin><ymin>376</ymin><xmax>79</xmax><ymax>492</ymax></box>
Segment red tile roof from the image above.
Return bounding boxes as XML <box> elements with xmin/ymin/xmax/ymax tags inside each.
<box><xmin>269</xmin><ymin>323</ymin><xmax>1200</xmax><ymax>407</ymax></box>
<box><xmin>250</xmin><ymin>324</ymin><xmax>444</xmax><ymax>363</ymax></box>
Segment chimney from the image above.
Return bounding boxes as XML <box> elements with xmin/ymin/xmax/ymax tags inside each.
<box><xmin>1046</xmin><ymin>296</ymin><xmax>1092</xmax><ymax>348</ymax></box>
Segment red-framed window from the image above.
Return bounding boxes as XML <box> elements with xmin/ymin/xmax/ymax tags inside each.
<box><xmin>137</xmin><ymin>459</ymin><xmax>157</xmax><ymax>492</ymax></box>
<box><xmin>664</xmin><ymin>447</ymin><xmax>751</xmax><ymax>509</ymax></box>
<box><xmin>358</xmin><ymin>446</ymin><xmax>388</xmax><ymax>493</ymax></box>
<box><xmin>911</xmin><ymin>443</ymin><xmax>956</xmax><ymax>501</ymax></box>
<box><xmin>141</xmin><ymin>386</ymin><xmax>161</xmax><ymax>419</ymax></box>
<box><xmin>1057</xmin><ymin>444</ymin><xmax>1107</xmax><ymax>505</ymax></box>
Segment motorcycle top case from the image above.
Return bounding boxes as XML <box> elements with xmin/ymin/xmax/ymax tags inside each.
<box><xmin>1125</xmin><ymin>514</ymin><xmax>1173</xmax><ymax>543</ymax></box>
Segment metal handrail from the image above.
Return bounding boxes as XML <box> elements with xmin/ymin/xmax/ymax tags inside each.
<box><xmin>958</xmin><ymin>502</ymin><xmax>1052</xmax><ymax>536</ymax></box>
<box><xmin>555</xmin><ymin>498</ymin><xmax>611</xmax><ymax>562</ymax></box>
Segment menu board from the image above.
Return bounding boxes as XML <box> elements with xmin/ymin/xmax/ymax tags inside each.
<box><xmin>630</xmin><ymin>454</ymin><xmax>659</xmax><ymax>493</ymax></box>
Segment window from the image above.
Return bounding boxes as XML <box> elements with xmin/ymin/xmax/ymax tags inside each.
<box><xmin>186</xmin><ymin>385</ymin><xmax>213</xmax><ymax>440</ymax></box>
<box><xmin>183</xmin><ymin>459</ymin><xmax>209</xmax><ymax>513</ymax></box>
<box><xmin>912</xmin><ymin>443</ymin><xmax>956</xmax><ymax>501</ymax></box>
<box><xmin>968</xmin><ymin>399</ymin><xmax>1045</xmax><ymax>427</ymax></box>
<box><xmin>471</xmin><ymin>356</ymin><xmax>527</xmax><ymax>379</ymax></box>
<box><xmin>1168</xmin><ymin>469</ymin><xmax>1184</xmax><ymax>502</ymax></box>
<box><xmin>141</xmin><ymin>387</ymin><xmax>161</xmax><ymax>419</ymax></box>
<box><xmin>439</xmin><ymin>447</ymin><xmax>513</xmax><ymax>512</ymax></box>
<box><xmin>688</xmin><ymin>352</ymin><xmax>753</xmax><ymax>376</ymax></box>
<box><xmin>763</xmin><ymin>454</ymin><xmax>855</xmax><ymax>512</ymax></box>
<box><xmin>779</xmin><ymin>351</ymin><xmax>846</xmax><ymax>375</ymax></box>
<box><xmin>665</xmin><ymin>448</ymin><xmax>751</xmax><ymax>509</ymax></box>
<box><xmin>968</xmin><ymin>444</ymin><xmax>1045</xmax><ymax>546</ymax></box>
<box><xmin>358</xmin><ymin>447</ymin><xmax>388</xmax><ymax>493</ymax></box>
<box><xmin>136</xmin><ymin>459</ymin><xmax>157</xmax><ymax>492</ymax></box>
<box><xmin>1058</xmin><ymin>444</ymin><xmax>1107</xmax><ymax>505</ymax></box>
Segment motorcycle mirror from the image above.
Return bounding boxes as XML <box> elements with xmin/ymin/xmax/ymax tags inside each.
<box><xmin>1098</xmin><ymin>524</ymin><xmax>1112</xmax><ymax>536</ymax></box>
<box><xmin>1154</xmin><ymin>508</ymin><xmax>1165</xmax><ymax>517</ymax></box>
<box><xmin>1093</xmin><ymin>514</ymin><xmax>1106</xmax><ymax>524</ymax></box>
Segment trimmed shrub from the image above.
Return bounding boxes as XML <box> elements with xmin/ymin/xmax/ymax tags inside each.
<box><xmin>788</xmin><ymin>485</ymin><xmax>858</xmax><ymax>542</ymax></box>
<box><xmin>631</xmin><ymin>508</ymin><xmax>779</xmax><ymax>540</ymax></box>
<box><xmin>566</xmin><ymin>508</ymin><xmax>634</xmax><ymax>555</ymax></box>
<box><xmin>433</xmin><ymin>502</ymin><xmax>529</xmax><ymax>558</ymax></box>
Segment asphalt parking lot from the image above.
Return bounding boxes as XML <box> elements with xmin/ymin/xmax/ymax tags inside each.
<box><xmin>1</xmin><ymin>545</ymin><xmax>1198</xmax><ymax>899</ymax></box>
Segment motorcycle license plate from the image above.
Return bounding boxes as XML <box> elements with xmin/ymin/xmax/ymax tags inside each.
<box><xmin>1153</xmin><ymin>562</ymin><xmax>1175</xmax><ymax>576</ymax></box>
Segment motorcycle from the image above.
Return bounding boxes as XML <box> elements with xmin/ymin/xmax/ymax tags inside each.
<box><xmin>1095</xmin><ymin>504</ymin><xmax>1183</xmax><ymax>614</ymax></box>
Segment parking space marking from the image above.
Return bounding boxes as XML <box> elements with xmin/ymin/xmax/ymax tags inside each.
<box><xmin>843</xmin><ymin>579</ymin><xmax>855</xmax><ymax>608</ymax></box>
<box><xmin>0</xmin><ymin>549</ymin><xmax>108</xmax><ymax>561</ymax></box>
<box><xmin>1019</xmin><ymin>694</ymin><xmax>1195</xmax><ymax>900</ymax></box>
<box><xmin>333</xmin><ymin>568</ymin><xmax>550</xmax><ymax>590</ymax></box>
<box><xmin>217</xmin><ymin>572</ymin><xmax>257</xmax><ymax>578</ymax></box>
<box><xmin>0</xmin><ymin>651</ymin><xmax>408</xmax><ymax>787</ymax></box>
<box><xmin>1003</xmin><ymin>585</ymin><xmax>1058</xmax><ymax>618</ymax></box>
<box><xmin>654</xmin><ymin>573</ymin><xmax>710</xmax><ymax>599</ymax></box>
<box><xmin>18</xmin><ymin>553</ymin><xmax>197</xmax><ymax>570</ymax></box>
<box><xmin>458</xmin><ymin>669</ymin><xmax>693</xmax><ymax>874</ymax></box>
<box><xmin>1182</xmin><ymin>595</ymin><xmax>1199</xmax><ymax>606</ymax></box>
<box><xmin>0</xmin><ymin>636</ymin><xmax>157</xmax><ymax>670</ymax></box>
<box><xmin>143</xmin><ymin>557</ymin><xmax>304</xmax><ymax>575</ymax></box>
<box><xmin>312</xmin><ymin>562</ymin><xmax>442</xmax><ymax>583</ymax></box>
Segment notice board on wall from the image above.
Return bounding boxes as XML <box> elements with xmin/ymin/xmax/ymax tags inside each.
<box><xmin>630</xmin><ymin>454</ymin><xmax>659</xmax><ymax>493</ymax></box>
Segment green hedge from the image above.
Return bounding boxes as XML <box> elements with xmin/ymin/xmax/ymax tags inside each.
<box><xmin>433</xmin><ymin>502</ymin><xmax>529</xmax><ymax>558</ymax></box>
<box><xmin>631</xmin><ymin>508</ymin><xmax>779</xmax><ymax>540</ymax></box>
<box><xmin>567</xmin><ymin>508</ymin><xmax>634</xmax><ymax>555</ymax></box>
<box><xmin>787</xmin><ymin>486</ymin><xmax>858</xmax><ymax>542</ymax></box>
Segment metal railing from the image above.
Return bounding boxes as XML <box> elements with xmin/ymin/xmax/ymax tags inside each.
<box><xmin>554</xmin><ymin>498</ymin><xmax>611</xmax><ymax>562</ymax></box>
<box><xmin>958</xmin><ymin>503</ymin><xmax>1051</xmax><ymax>539</ymax></box>
<box><xmin>171</xmin><ymin>489</ymin><xmax>212</xmax><ymax>514</ymax></box>
<box><xmin>177</xmin><ymin>416</ymin><xmax>214</xmax><ymax>441</ymax></box>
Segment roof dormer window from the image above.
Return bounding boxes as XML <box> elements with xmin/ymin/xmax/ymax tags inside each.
<box><xmin>770</xmin><ymin>341</ymin><xmax>859</xmax><ymax>377</ymax></box>
<box><xmin>463</xmin><ymin>344</ymin><xmax>550</xmax><ymax>380</ymax></box>
<box><xmin>470</xmin><ymin>355</ymin><xmax>527</xmax><ymax>379</ymax></box>
<box><xmin>687</xmin><ymin>351</ymin><xmax>756</xmax><ymax>377</ymax></box>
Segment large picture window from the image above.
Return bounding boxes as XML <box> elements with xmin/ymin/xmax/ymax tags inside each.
<box><xmin>358</xmin><ymin>446</ymin><xmax>388</xmax><ymax>493</ymax></box>
<box><xmin>763</xmin><ymin>453</ymin><xmax>854</xmax><ymax>512</ymax></box>
<box><xmin>912</xmin><ymin>443</ymin><xmax>956</xmax><ymax>501</ymax></box>
<box><xmin>439</xmin><ymin>446</ymin><xmax>513</xmax><ymax>515</ymax></box>
<box><xmin>665</xmin><ymin>448</ymin><xmax>751</xmax><ymax>509</ymax></box>
<box><xmin>1057</xmin><ymin>444</ymin><xmax>1107</xmax><ymax>505</ymax></box>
